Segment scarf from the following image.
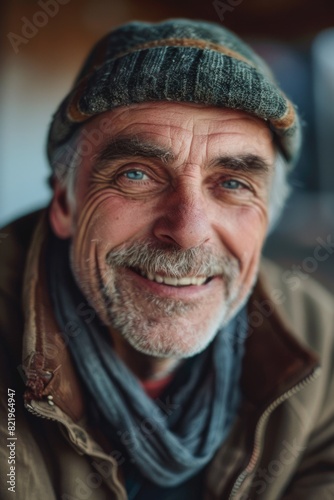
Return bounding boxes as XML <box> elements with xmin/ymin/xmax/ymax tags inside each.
<box><xmin>47</xmin><ymin>235</ymin><xmax>247</xmax><ymax>488</ymax></box>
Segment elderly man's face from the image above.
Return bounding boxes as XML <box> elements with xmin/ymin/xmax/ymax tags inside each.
<box><xmin>50</xmin><ymin>102</ymin><xmax>275</xmax><ymax>358</ymax></box>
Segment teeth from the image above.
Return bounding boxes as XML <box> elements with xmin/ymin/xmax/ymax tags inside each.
<box><xmin>163</xmin><ymin>277</ymin><xmax>178</xmax><ymax>286</ymax></box>
<box><xmin>138</xmin><ymin>270</ymin><xmax>209</xmax><ymax>286</ymax></box>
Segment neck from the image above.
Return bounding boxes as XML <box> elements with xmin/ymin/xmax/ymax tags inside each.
<box><xmin>109</xmin><ymin>330</ymin><xmax>183</xmax><ymax>381</ymax></box>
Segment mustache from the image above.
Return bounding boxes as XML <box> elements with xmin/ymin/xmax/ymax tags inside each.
<box><xmin>105</xmin><ymin>241</ymin><xmax>240</xmax><ymax>280</ymax></box>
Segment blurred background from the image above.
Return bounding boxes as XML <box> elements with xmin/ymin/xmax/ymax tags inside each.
<box><xmin>1</xmin><ymin>0</ymin><xmax>334</xmax><ymax>291</ymax></box>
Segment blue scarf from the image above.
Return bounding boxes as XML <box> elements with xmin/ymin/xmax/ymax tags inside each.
<box><xmin>48</xmin><ymin>236</ymin><xmax>247</xmax><ymax>488</ymax></box>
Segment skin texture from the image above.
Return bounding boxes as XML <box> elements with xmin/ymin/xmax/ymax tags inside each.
<box><xmin>49</xmin><ymin>102</ymin><xmax>275</xmax><ymax>380</ymax></box>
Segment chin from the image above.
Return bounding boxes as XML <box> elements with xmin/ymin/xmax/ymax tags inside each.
<box><xmin>108</xmin><ymin>306</ymin><xmax>231</xmax><ymax>359</ymax></box>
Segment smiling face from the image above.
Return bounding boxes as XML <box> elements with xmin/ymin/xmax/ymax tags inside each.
<box><xmin>50</xmin><ymin>102</ymin><xmax>275</xmax><ymax>359</ymax></box>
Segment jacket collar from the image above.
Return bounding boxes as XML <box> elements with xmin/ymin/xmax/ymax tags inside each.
<box><xmin>242</xmin><ymin>277</ymin><xmax>319</xmax><ymax>409</ymax></box>
<box><xmin>22</xmin><ymin>210</ymin><xmax>85</xmax><ymax>421</ymax></box>
<box><xmin>22</xmin><ymin>211</ymin><xmax>319</xmax><ymax>422</ymax></box>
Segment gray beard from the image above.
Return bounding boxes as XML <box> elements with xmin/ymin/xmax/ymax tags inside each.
<box><xmin>94</xmin><ymin>241</ymin><xmax>244</xmax><ymax>358</ymax></box>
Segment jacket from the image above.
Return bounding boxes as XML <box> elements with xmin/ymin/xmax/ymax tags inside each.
<box><xmin>0</xmin><ymin>209</ymin><xmax>334</xmax><ymax>499</ymax></box>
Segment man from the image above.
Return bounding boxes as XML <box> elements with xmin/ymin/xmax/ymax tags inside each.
<box><xmin>0</xmin><ymin>19</ymin><xmax>333</xmax><ymax>500</ymax></box>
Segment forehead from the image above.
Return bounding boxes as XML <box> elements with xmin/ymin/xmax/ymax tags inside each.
<box><xmin>81</xmin><ymin>102</ymin><xmax>273</xmax><ymax>150</ymax></box>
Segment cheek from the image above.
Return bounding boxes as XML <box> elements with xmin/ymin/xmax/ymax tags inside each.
<box><xmin>215</xmin><ymin>204</ymin><xmax>268</xmax><ymax>269</ymax></box>
<box><xmin>73</xmin><ymin>191</ymin><xmax>156</xmax><ymax>258</ymax></box>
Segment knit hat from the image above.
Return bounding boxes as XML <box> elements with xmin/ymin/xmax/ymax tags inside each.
<box><xmin>47</xmin><ymin>19</ymin><xmax>301</xmax><ymax>169</ymax></box>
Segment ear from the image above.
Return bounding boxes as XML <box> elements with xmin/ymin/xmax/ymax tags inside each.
<box><xmin>49</xmin><ymin>180</ymin><xmax>74</xmax><ymax>239</ymax></box>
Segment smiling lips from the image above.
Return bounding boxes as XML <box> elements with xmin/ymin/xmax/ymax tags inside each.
<box><xmin>134</xmin><ymin>267</ymin><xmax>214</xmax><ymax>287</ymax></box>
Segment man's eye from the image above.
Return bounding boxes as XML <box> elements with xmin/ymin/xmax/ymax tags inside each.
<box><xmin>122</xmin><ymin>170</ymin><xmax>149</xmax><ymax>181</ymax></box>
<box><xmin>220</xmin><ymin>179</ymin><xmax>246</xmax><ymax>190</ymax></box>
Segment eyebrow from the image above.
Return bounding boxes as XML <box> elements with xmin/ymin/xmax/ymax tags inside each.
<box><xmin>209</xmin><ymin>154</ymin><xmax>271</xmax><ymax>174</ymax></box>
<box><xmin>95</xmin><ymin>136</ymin><xmax>175</xmax><ymax>166</ymax></box>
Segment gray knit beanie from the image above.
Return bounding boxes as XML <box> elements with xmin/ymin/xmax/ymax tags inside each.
<box><xmin>47</xmin><ymin>19</ymin><xmax>301</xmax><ymax>169</ymax></box>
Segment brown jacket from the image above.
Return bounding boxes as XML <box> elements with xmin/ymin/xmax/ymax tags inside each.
<box><xmin>0</xmin><ymin>210</ymin><xmax>334</xmax><ymax>500</ymax></box>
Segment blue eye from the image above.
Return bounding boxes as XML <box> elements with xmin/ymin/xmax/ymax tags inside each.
<box><xmin>221</xmin><ymin>179</ymin><xmax>244</xmax><ymax>190</ymax></box>
<box><xmin>123</xmin><ymin>170</ymin><xmax>147</xmax><ymax>180</ymax></box>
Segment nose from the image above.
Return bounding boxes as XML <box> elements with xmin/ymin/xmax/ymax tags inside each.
<box><xmin>152</xmin><ymin>182</ymin><xmax>212</xmax><ymax>249</ymax></box>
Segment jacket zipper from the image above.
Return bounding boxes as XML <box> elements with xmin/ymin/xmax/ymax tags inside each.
<box><xmin>228</xmin><ymin>366</ymin><xmax>321</xmax><ymax>499</ymax></box>
<box><xmin>25</xmin><ymin>402</ymin><xmax>57</xmax><ymax>420</ymax></box>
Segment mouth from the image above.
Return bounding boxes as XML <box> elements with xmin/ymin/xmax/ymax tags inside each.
<box><xmin>130</xmin><ymin>266</ymin><xmax>215</xmax><ymax>287</ymax></box>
